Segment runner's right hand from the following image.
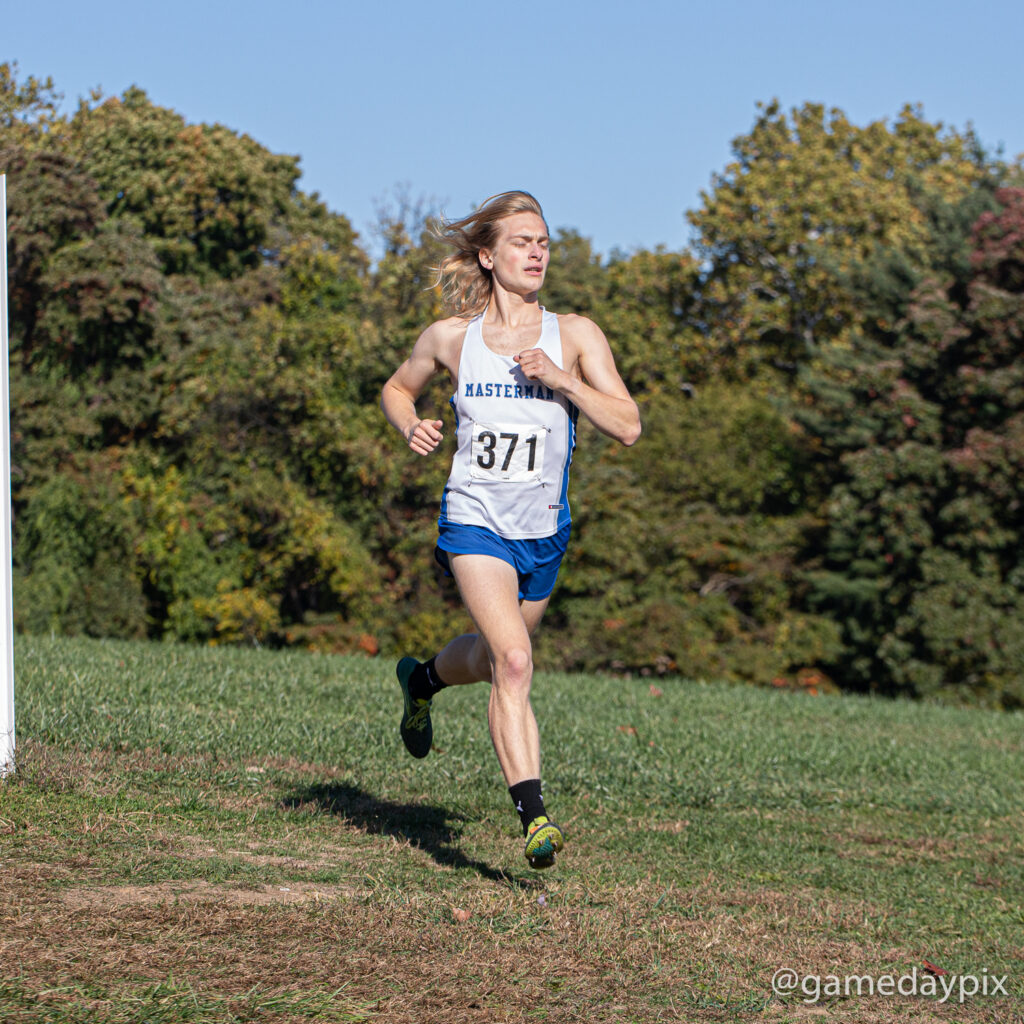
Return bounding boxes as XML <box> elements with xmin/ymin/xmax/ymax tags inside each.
<box><xmin>406</xmin><ymin>419</ymin><xmax>444</xmax><ymax>456</ymax></box>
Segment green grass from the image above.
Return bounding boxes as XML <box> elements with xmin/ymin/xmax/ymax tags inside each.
<box><xmin>2</xmin><ymin>633</ymin><xmax>1023</xmax><ymax>1023</ymax></box>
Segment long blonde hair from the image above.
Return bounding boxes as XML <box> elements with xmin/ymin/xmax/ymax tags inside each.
<box><xmin>432</xmin><ymin>191</ymin><xmax>547</xmax><ymax>317</ymax></box>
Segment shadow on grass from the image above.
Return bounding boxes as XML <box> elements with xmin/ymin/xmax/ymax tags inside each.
<box><xmin>281</xmin><ymin>781</ymin><xmax>538</xmax><ymax>887</ymax></box>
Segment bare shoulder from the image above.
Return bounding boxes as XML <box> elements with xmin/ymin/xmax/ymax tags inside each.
<box><xmin>555</xmin><ymin>312</ymin><xmax>606</xmax><ymax>341</ymax></box>
<box><xmin>418</xmin><ymin>314</ymin><xmax>471</xmax><ymax>349</ymax></box>
<box><xmin>419</xmin><ymin>313</ymin><xmax>471</xmax><ymax>354</ymax></box>
<box><xmin>555</xmin><ymin>311</ymin><xmax>631</xmax><ymax>397</ymax></box>
<box><xmin>555</xmin><ymin>312</ymin><xmax>611</xmax><ymax>361</ymax></box>
<box><xmin>413</xmin><ymin>314</ymin><xmax>473</xmax><ymax>380</ymax></box>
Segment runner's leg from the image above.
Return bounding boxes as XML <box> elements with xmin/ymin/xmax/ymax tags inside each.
<box><xmin>446</xmin><ymin>553</ymin><xmax>544</xmax><ymax>786</ymax></box>
<box><xmin>435</xmin><ymin>593</ymin><xmax>549</xmax><ymax>686</ymax></box>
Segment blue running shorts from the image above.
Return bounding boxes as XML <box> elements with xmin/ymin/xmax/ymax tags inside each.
<box><xmin>435</xmin><ymin>521</ymin><xmax>571</xmax><ymax>601</ymax></box>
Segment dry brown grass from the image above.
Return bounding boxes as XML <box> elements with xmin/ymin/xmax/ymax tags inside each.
<box><xmin>3</xmin><ymin>740</ymin><xmax>1021</xmax><ymax>1024</ymax></box>
<box><xmin>4</xmin><ymin>854</ymin><xmax>1017</xmax><ymax>1022</ymax></box>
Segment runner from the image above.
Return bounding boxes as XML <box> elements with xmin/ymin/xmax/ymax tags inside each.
<box><xmin>380</xmin><ymin>191</ymin><xmax>640</xmax><ymax>868</ymax></box>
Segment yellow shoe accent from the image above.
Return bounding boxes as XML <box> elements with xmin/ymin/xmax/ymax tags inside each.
<box><xmin>397</xmin><ymin>657</ymin><xmax>432</xmax><ymax>759</ymax></box>
<box><xmin>524</xmin><ymin>816</ymin><xmax>564</xmax><ymax>869</ymax></box>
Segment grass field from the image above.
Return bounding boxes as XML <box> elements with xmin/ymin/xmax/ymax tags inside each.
<box><xmin>1</xmin><ymin>634</ymin><xmax>1022</xmax><ymax>1023</ymax></box>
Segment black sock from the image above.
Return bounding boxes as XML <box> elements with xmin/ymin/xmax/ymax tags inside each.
<box><xmin>408</xmin><ymin>656</ymin><xmax>448</xmax><ymax>703</ymax></box>
<box><xmin>509</xmin><ymin>779</ymin><xmax>546</xmax><ymax>836</ymax></box>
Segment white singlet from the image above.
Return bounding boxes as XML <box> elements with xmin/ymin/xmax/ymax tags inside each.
<box><xmin>439</xmin><ymin>309</ymin><xmax>578</xmax><ymax>539</ymax></box>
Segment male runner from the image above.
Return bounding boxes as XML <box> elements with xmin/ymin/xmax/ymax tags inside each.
<box><xmin>380</xmin><ymin>191</ymin><xmax>640</xmax><ymax>868</ymax></box>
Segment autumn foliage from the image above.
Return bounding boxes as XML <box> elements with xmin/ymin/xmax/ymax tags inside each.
<box><xmin>2</xmin><ymin>66</ymin><xmax>1021</xmax><ymax>706</ymax></box>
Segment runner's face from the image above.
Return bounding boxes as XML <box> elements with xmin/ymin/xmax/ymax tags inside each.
<box><xmin>480</xmin><ymin>212</ymin><xmax>550</xmax><ymax>293</ymax></box>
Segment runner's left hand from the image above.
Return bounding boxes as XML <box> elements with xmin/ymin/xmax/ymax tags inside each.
<box><xmin>514</xmin><ymin>348</ymin><xmax>569</xmax><ymax>392</ymax></box>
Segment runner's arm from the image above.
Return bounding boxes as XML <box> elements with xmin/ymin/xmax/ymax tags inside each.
<box><xmin>381</xmin><ymin>324</ymin><xmax>447</xmax><ymax>456</ymax></box>
<box><xmin>517</xmin><ymin>316</ymin><xmax>641</xmax><ymax>446</ymax></box>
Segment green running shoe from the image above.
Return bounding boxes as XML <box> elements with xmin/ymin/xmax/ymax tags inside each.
<box><xmin>524</xmin><ymin>815</ymin><xmax>564</xmax><ymax>869</ymax></box>
<box><xmin>396</xmin><ymin>657</ymin><xmax>432</xmax><ymax>759</ymax></box>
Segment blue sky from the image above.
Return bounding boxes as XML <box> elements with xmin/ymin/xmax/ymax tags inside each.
<box><xmin>4</xmin><ymin>0</ymin><xmax>1022</xmax><ymax>259</ymax></box>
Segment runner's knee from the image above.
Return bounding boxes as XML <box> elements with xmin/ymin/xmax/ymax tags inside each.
<box><xmin>493</xmin><ymin>645</ymin><xmax>532</xmax><ymax>691</ymax></box>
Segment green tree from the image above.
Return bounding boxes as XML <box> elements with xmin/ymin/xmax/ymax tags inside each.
<box><xmin>689</xmin><ymin>101</ymin><xmax>997</xmax><ymax>382</ymax></box>
<box><xmin>539</xmin><ymin>385</ymin><xmax>840</xmax><ymax>686</ymax></box>
<box><xmin>0</xmin><ymin>62</ymin><xmax>61</xmax><ymax>138</ymax></box>
<box><xmin>5</xmin><ymin>74</ymin><xmax>376</xmax><ymax>646</ymax></box>
<box><xmin>798</xmin><ymin>188</ymin><xmax>1024</xmax><ymax>706</ymax></box>
<box><xmin>13</xmin><ymin>457</ymin><xmax>147</xmax><ymax>639</ymax></box>
<box><xmin>66</xmin><ymin>87</ymin><xmax>301</xmax><ymax>278</ymax></box>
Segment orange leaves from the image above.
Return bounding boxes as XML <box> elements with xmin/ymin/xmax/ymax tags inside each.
<box><xmin>772</xmin><ymin>670</ymin><xmax>827</xmax><ymax>696</ymax></box>
<box><xmin>356</xmin><ymin>633</ymin><xmax>379</xmax><ymax>656</ymax></box>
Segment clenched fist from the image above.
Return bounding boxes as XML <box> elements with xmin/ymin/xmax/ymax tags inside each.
<box><xmin>405</xmin><ymin>418</ymin><xmax>444</xmax><ymax>456</ymax></box>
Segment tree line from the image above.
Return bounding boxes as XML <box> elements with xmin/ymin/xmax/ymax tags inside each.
<box><xmin>2</xmin><ymin>64</ymin><xmax>1022</xmax><ymax>707</ymax></box>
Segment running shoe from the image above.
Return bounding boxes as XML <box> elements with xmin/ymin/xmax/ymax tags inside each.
<box><xmin>396</xmin><ymin>656</ymin><xmax>432</xmax><ymax>759</ymax></box>
<box><xmin>524</xmin><ymin>815</ymin><xmax>564</xmax><ymax>869</ymax></box>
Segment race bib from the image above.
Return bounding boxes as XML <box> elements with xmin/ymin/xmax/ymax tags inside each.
<box><xmin>469</xmin><ymin>422</ymin><xmax>546</xmax><ymax>481</ymax></box>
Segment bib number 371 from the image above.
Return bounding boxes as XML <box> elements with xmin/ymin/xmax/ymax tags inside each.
<box><xmin>470</xmin><ymin>424</ymin><xmax>545</xmax><ymax>481</ymax></box>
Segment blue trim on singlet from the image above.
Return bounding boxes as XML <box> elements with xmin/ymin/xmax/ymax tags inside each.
<box><xmin>439</xmin><ymin>309</ymin><xmax>574</xmax><ymax>538</ymax></box>
<box><xmin>438</xmin><ymin>393</ymin><xmax>460</xmax><ymax>522</ymax></box>
<box><xmin>556</xmin><ymin>402</ymin><xmax>579</xmax><ymax>531</ymax></box>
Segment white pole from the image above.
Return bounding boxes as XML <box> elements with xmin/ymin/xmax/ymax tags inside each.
<box><xmin>0</xmin><ymin>174</ymin><xmax>15</xmax><ymax>778</ymax></box>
